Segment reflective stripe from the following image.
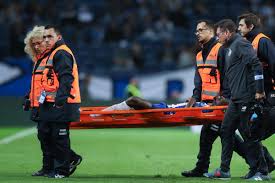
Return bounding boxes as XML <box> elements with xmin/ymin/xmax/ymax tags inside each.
<box><xmin>197</xmin><ymin>60</ymin><xmax>204</xmax><ymax>65</ymax></box>
<box><xmin>36</xmin><ymin>65</ymin><xmax>46</xmax><ymax>70</ymax></box>
<box><xmin>47</xmin><ymin>59</ymin><xmax>53</xmax><ymax>65</ymax></box>
<box><xmin>205</xmin><ymin>60</ymin><xmax>217</xmax><ymax>66</ymax></box>
<box><xmin>45</xmin><ymin>91</ymin><xmax>56</xmax><ymax>98</ymax></box>
<box><xmin>254</xmin><ymin>75</ymin><xmax>264</xmax><ymax>80</ymax></box>
<box><xmin>202</xmin><ymin>90</ymin><xmax>219</xmax><ymax>97</ymax></box>
<box><xmin>197</xmin><ymin>59</ymin><xmax>217</xmax><ymax>66</ymax></box>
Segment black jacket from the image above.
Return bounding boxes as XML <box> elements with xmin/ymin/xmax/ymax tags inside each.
<box><xmin>39</xmin><ymin>40</ymin><xmax>80</xmax><ymax>123</ymax></box>
<box><xmin>223</xmin><ymin>34</ymin><xmax>264</xmax><ymax>103</ymax></box>
<box><xmin>192</xmin><ymin>37</ymin><xmax>229</xmax><ymax>101</ymax></box>
<box><xmin>245</xmin><ymin>29</ymin><xmax>275</xmax><ymax>93</ymax></box>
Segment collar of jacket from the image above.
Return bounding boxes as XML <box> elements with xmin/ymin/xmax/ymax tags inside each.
<box><xmin>50</xmin><ymin>39</ymin><xmax>66</xmax><ymax>52</ymax></box>
<box><xmin>202</xmin><ymin>37</ymin><xmax>217</xmax><ymax>50</ymax></box>
<box><xmin>244</xmin><ymin>28</ymin><xmax>260</xmax><ymax>42</ymax></box>
<box><xmin>36</xmin><ymin>49</ymin><xmax>51</xmax><ymax>61</ymax></box>
<box><xmin>224</xmin><ymin>33</ymin><xmax>239</xmax><ymax>47</ymax></box>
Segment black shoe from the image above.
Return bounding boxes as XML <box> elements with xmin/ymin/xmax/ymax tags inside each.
<box><xmin>181</xmin><ymin>168</ymin><xmax>206</xmax><ymax>177</ymax></box>
<box><xmin>32</xmin><ymin>169</ymin><xmax>50</xmax><ymax>177</ymax></box>
<box><xmin>69</xmin><ymin>155</ymin><xmax>82</xmax><ymax>176</ymax></box>
<box><xmin>242</xmin><ymin>169</ymin><xmax>257</xmax><ymax>179</ymax></box>
<box><xmin>268</xmin><ymin>163</ymin><xmax>275</xmax><ymax>173</ymax></box>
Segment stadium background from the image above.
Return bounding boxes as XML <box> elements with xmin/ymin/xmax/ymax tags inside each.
<box><xmin>0</xmin><ymin>1</ymin><xmax>274</xmax><ymax>182</ymax></box>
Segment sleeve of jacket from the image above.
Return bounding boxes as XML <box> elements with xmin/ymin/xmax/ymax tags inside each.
<box><xmin>53</xmin><ymin>50</ymin><xmax>74</xmax><ymax>106</ymax></box>
<box><xmin>238</xmin><ymin>40</ymin><xmax>264</xmax><ymax>93</ymax></box>
<box><xmin>217</xmin><ymin>46</ymin><xmax>230</xmax><ymax>99</ymax></box>
<box><xmin>192</xmin><ymin>66</ymin><xmax>202</xmax><ymax>101</ymax></box>
<box><xmin>258</xmin><ymin>38</ymin><xmax>275</xmax><ymax>81</ymax></box>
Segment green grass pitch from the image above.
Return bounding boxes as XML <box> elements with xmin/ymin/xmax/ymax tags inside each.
<box><xmin>0</xmin><ymin>127</ymin><xmax>274</xmax><ymax>183</ymax></box>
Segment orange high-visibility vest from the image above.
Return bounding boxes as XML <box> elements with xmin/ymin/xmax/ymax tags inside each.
<box><xmin>252</xmin><ymin>33</ymin><xmax>269</xmax><ymax>52</ymax></box>
<box><xmin>29</xmin><ymin>55</ymin><xmax>50</xmax><ymax>107</ymax></box>
<box><xmin>252</xmin><ymin>33</ymin><xmax>275</xmax><ymax>90</ymax></box>
<box><xmin>41</xmin><ymin>44</ymin><xmax>81</xmax><ymax>104</ymax></box>
<box><xmin>251</xmin><ymin>33</ymin><xmax>269</xmax><ymax>68</ymax></box>
<box><xmin>196</xmin><ymin>42</ymin><xmax>222</xmax><ymax>101</ymax></box>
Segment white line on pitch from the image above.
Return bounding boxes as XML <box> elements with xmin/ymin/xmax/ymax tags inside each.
<box><xmin>0</xmin><ymin>127</ymin><xmax>36</xmax><ymax>145</ymax></box>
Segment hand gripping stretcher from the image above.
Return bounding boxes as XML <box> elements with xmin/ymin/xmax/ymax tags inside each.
<box><xmin>70</xmin><ymin>106</ymin><xmax>227</xmax><ymax>129</ymax></box>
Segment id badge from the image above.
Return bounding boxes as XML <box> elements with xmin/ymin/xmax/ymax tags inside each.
<box><xmin>38</xmin><ymin>91</ymin><xmax>46</xmax><ymax>104</ymax></box>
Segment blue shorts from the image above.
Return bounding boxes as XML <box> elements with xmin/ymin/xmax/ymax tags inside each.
<box><xmin>151</xmin><ymin>102</ymin><xmax>169</xmax><ymax>109</ymax></box>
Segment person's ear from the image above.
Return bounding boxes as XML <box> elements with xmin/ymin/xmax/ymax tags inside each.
<box><xmin>249</xmin><ymin>24</ymin><xmax>254</xmax><ymax>31</ymax></box>
<box><xmin>224</xmin><ymin>30</ymin><xmax>229</xmax><ymax>36</ymax></box>
<box><xmin>57</xmin><ymin>35</ymin><xmax>62</xmax><ymax>41</ymax></box>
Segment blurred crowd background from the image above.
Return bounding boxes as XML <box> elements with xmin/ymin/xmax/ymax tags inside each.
<box><xmin>1</xmin><ymin>0</ymin><xmax>275</xmax><ymax>100</ymax></box>
<box><xmin>1</xmin><ymin>0</ymin><xmax>275</xmax><ymax>75</ymax></box>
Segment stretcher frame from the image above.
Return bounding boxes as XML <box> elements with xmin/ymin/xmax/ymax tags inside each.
<box><xmin>70</xmin><ymin>106</ymin><xmax>227</xmax><ymax>129</ymax></box>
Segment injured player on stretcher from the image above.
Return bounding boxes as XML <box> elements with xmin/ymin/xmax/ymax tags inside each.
<box><xmin>103</xmin><ymin>96</ymin><xmax>228</xmax><ymax>111</ymax></box>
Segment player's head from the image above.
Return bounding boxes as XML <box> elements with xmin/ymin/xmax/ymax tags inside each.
<box><xmin>237</xmin><ymin>13</ymin><xmax>261</xmax><ymax>36</ymax></box>
<box><xmin>24</xmin><ymin>25</ymin><xmax>46</xmax><ymax>61</ymax></box>
<box><xmin>195</xmin><ymin>20</ymin><xmax>215</xmax><ymax>44</ymax></box>
<box><xmin>215</xmin><ymin>19</ymin><xmax>237</xmax><ymax>44</ymax></box>
<box><xmin>44</xmin><ymin>25</ymin><xmax>62</xmax><ymax>50</ymax></box>
<box><xmin>129</xmin><ymin>76</ymin><xmax>139</xmax><ymax>86</ymax></box>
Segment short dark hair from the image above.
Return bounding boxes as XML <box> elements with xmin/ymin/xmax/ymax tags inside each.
<box><xmin>237</xmin><ymin>13</ymin><xmax>261</xmax><ymax>29</ymax></box>
<box><xmin>215</xmin><ymin>19</ymin><xmax>237</xmax><ymax>33</ymax></box>
<box><xmin>197</xmin><ymin>19</ymin><xmax>215</xmax><ymax>31</ymax></box>
<box><xmin>45</xmin><ymin>25</ymin><xmax>61</xmax><ymax>35</ymax></box>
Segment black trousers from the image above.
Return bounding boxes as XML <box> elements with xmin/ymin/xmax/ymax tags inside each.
<box><xmin>195</xmin><ymin>124</ymin><xmax>250</xmax><ymax>172</ymax></box>
<box><xmin>220</xmin><ymin>102</ymin><xmax>268</xmax><ymax>173</ymax></box>
<box><xmin>37</xmin><ymin>121</ymin><xmax>79</xmax><ymax>175</ymax></box>
<box><xmin>195</xmin><ymin>124</ymin><xmax>220</xmax><ymax>172</ymax></box>
<box><xmin>195</xmin><ymin>121</ymin><xmax>273</xmax><ymax>172</ymax></box>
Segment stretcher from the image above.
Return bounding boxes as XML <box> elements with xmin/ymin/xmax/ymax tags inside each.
<box><xmin>70</xmin><ymin>106</ymin><xmax>227</xmax><ymax>129</ymax></box>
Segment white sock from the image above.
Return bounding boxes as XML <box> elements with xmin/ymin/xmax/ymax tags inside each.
<box><xmin>102</xmin><ymin>101</ymin><xmax>132</xmax><ymax>111</ymax></box>
<box><xmin>167</xmin><ymin>102</ymin><xmax>187</xmax><ymax>108</ymax></box>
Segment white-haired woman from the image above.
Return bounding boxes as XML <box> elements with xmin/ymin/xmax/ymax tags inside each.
<box><xmin>23</xmin><ymin>25</ymin><xmax>47</xmax><ymax>120</ymax></box>
<box><xmin>24</xmin><ymin>26</ymin><xmax>47</xmax><ymax>62</ymax></box>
